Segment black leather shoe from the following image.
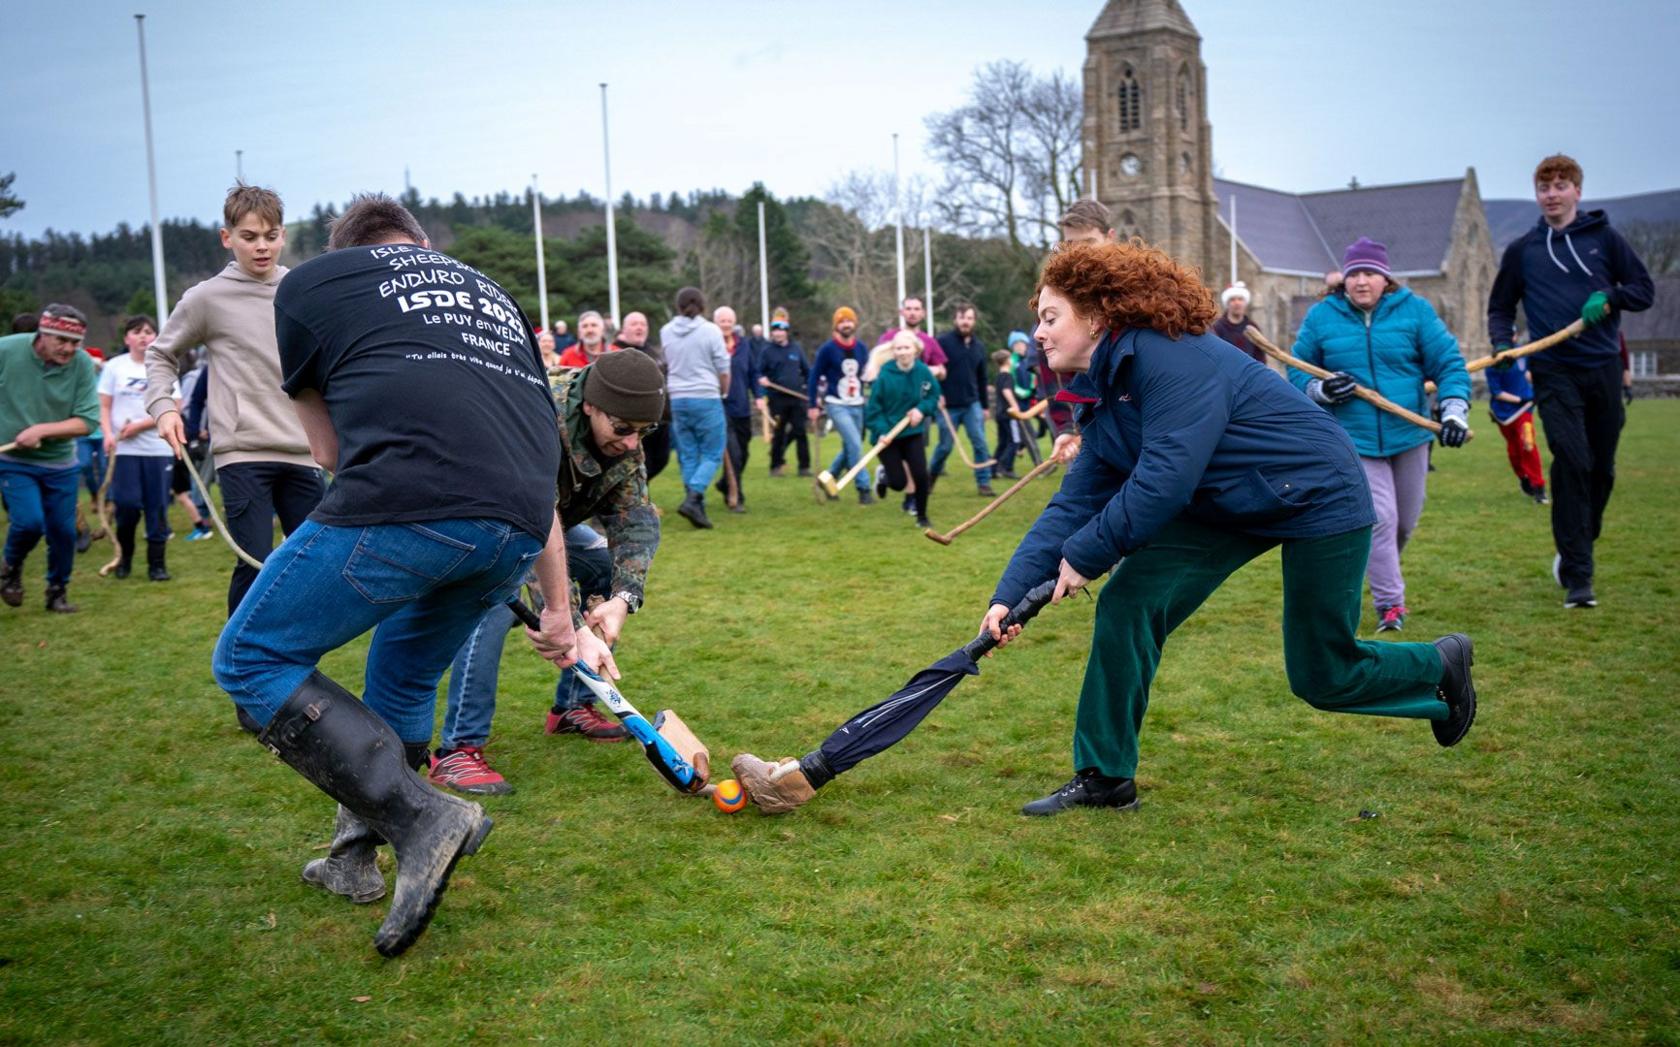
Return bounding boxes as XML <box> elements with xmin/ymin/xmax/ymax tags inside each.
<box><xmin>1432</xmin><ymin>633</ymin><xmax>1476</xmax><ymax>747</ymax></box>
<box><xmin>1021</xmin><ymin>770</ymin><xmax>1140</xmax><ymax>817</ymax></box>
<box><xmin>1</xmin><ymin>561</ymin><xmax>21</xmax><ymax>607</ymax></box>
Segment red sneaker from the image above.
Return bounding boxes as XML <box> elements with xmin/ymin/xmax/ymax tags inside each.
<box><xmin>544</xmin><ymin>705</ymin><xmax>629</xmax><ymax>742</ymax></box>
<box><xmin>428</xmin><ymin>747</ymin><xmax>513</xmax><ymax>795</ymax></box>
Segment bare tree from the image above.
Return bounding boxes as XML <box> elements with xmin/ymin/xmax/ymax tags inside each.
<box><xmin>1622</xmin><ymin>220</ymin><xmax>1680</xmax><ymax>276</ymax></box>
<box><xmin>1018</xmin><ymin>70</ymin><xmax>1084</xmax><ymax>245</ymax></box>
<box><xmin>924</xmin><ymin>61</ymin><xmax>1083</xmax><ymax>251</ymax></box>
<box><xmin>801</xmin><ymin>171</ymin><xmax>937</xmax><ymax>336</ymax></box>
<box><xmin>925</xmin><ymin>61</ymin><xmax>1032</xmax><ymax>248</ymax></box>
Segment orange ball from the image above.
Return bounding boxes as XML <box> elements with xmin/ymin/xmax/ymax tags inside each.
<box><xmin>712</xmin><ymin>778</ymin><xmax>748</xmax><ymax>813</ymax></box>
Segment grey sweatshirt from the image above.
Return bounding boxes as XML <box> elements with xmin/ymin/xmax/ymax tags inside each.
<box><xmin>145</xmin><ymin>261</ymin><xmax>314</xmax><ymax>468</ymax></box>
<box><xmin>658</xmin><ymin>315</ymin><xmax>730</xmax><ymax>400</ymax></box>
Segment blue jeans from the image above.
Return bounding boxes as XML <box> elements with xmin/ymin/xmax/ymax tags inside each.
<box><xmin>671</xmin><ymin>397</ymin><xmax>726</xmax><ymax>494</ymax></box>
<box><xmin>0</xmin><ymin>458</ymin><xmax>81</xmax><ymax>587</ymax></box>
<box><xmin>930</xmin><ymin>400</ymin><xmax>993</xmax><ymax>486</ymax></box>
<box><xmin>213</xmin><ymin>517</ymin><xmax>542</xmax><ymax>744</ymax></box>
<box><xmin>824</xmin><ymin>403</ymin><xmax>870</xmax><ymax>490</ymax></box>
<box><xmin>440</xmin><ymin>525</ymin><xmax>612</xmax><ymax>749</ymax></box>
<box><xmin>77</xmin><ymin>437</ymin><xmax>106</xmax><ymax>500</ymax></box>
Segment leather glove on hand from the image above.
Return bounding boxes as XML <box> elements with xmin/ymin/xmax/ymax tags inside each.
<box><xmin>730</xmin><ymin>753</ymin><xmax>816</xmax><ymax>815</ymax></box>
<box><xmin>1437</xmin><ymin>397</ymin><xmax>1470</xmax><ymax>448</ymax></box>
<box><xmin>1308</xmin><ymin>371</ymin><xmax>1359</xmax><ymax>405</ymax></box>
<box><xmin>1581</xmin><ymin>291</ymin><xmax>1611</xmax><ymax>327</ymax></box>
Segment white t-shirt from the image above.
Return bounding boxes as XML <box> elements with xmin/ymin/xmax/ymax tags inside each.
<box><xmin>99</xmin><ymin>353</ymin><xmax>177</xmax><ymax>457</ymax></box>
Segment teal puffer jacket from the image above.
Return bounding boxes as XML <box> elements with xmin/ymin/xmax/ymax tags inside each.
<box><xmin>1288</xmin><ymin>287</ymin><xmax>1471</xmax><ymax>458</ymax></box>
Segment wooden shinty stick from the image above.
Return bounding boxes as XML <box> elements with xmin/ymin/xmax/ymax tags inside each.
<box><xmin>759</xmin><ymin>380</ymin><xmax>809</xmax><ymax>400</ymax></box>
<box><xmin>1463</xmin><ymin>318</ymin><xmax>1588</xmax><ymax>373</ymax></box>
<box><xmin>924</xmin><ymin>458</ymin><xmax>1059</xmax><ymax>545</ymax></box>
<box><xmin>1245</xmin><ymin>326</ymin><xmax>1468</xmax><ymax>440</ymax></box>
<box><xmin>936</xmin><ymin>403</ymin><xmax>997</xmax><ymax>470</ymax></box>
<box><xmin>818</xmin><ymin>415</ymin><xmax>911</xmax><ymax>496</ymax></box>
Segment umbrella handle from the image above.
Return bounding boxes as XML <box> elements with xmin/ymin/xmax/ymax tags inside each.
<box><xmin>961</xmin><ymin>579</ymin><xmax>1057</xmax><ymax>661</ymax></box>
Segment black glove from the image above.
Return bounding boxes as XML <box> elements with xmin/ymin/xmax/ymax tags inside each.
<box><xmin>1321</xmin><ymin>371</ymin><xmax>1358</xmax><ymax>404</ymax></box>
<box><xmin>1437</xmin><ymin>397</ymin><xmax>1470</xmax><ymax>448</ymax></box>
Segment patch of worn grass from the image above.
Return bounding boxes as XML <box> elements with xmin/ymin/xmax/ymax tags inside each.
<box><xmin>2</xmin><ymin>404</ymin><xmax>1677</xmax><ymax>1043</ymax></box>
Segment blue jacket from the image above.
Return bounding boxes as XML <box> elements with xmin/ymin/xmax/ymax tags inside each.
<box><xmin>1484</xmin><ymin>357</ymin><xmax>1535</xmax><ymax>424</ymax></box>
<box><xmin>808</xmin><ymin>338</ymin><xmax>869</xmax><ymax>405</ymax></box>
<box><xmin>1289</xmin><ymin>287</ymin><xmax>1471</xmax><ymax>459</ymax></box>
<box><xmin>758</xmin><ymin>338</ymin><xmax>809</xmax><ymax>395</ymax></box>
<box><xmin>722</xmin><ymin>336</ymin><xmax>761</xmax><ymax>419</ymax></box>
<box><xmin>1487</xmin><ymin>209</ymin><xmax>1654</xmax><ymax>371</ymax></box>
<box><xmin>992</xmin><ymin>328</ymin><xmax>1373</xmax><ymax>608</ymax></box>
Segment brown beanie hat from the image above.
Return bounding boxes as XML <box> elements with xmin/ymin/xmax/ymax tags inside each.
<box><xmin>581</xmin><ymin>350</ymin><xmax>666</xmax><ymax>423</ymax></box>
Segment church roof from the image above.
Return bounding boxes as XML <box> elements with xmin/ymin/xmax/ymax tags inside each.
<box><xmin>1087</xmin><ymin>0</ymin><xmax>1199</xmax><ymax>40</ymax></box>
<box><xmin>1214</xmin><ymin>176</ymin><xmax>1466</xmax><ymax>276</ymax></box>
<box><xmin>1483</xmin><ymin>188</ymin><xmax>1680</xmax><ymax>251</ymax></box>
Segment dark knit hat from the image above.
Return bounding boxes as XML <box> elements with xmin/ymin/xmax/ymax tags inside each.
<box><xmin>1341</xmin><ymin>237</ymin><xmax>1391</xmax><ymax>278</ymax></box>
<box><xmin>582</xmin><ymin>350</ymin><xmax>666</xmax><ymax>423</ymax></box>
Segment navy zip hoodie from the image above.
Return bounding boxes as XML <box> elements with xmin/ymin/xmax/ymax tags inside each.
<box><xmin>1487</xmin><ymin>209</ymin><xmax>1654</xmax><ymax>370</ymax></box>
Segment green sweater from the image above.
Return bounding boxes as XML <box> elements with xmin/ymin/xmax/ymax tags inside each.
<box><xmin>864</xmin><ymin>360</ymin><xmax>941</xmax><ymax>441</ymax></box>
<box><xmin>0</xmin><ymin>333</ymin><xmax>99</xmax><ymax>467</ymax></box>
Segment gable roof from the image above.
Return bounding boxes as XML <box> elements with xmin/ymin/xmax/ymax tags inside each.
<box><xmin>1214</xmin><ymin>176</ymin><xmax>1465</xmax><ymax>277</ymax></box>
<box><xmin>1484</xmin><ymin>188</ymin><xmax>1680</xmax><ymax>251</ymax></box>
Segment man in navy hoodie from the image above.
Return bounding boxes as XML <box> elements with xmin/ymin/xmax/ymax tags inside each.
<box><xmin>1487</xmin><ymin>154</ymin><xmax>1653</xmax><ymax>609</ymax></box>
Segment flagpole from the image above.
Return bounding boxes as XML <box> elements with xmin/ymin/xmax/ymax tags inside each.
<box><xmin>893</xmin><ymin>133</ymin><xmax>906</xmax><ymax>315</ymax></box>
<box><xmin>757</xmin><ymin>200</ymin><xmax>770</xmax><ymax>335</ymax></box>
<box><xmin>600</xmin><ymin>83</ymin><xmax>620</xmax><ymax>329</ymax></box>
<box><xmin>134</xmin><ymin>14</ymin><xmax>169</xmax><ymax>325</ymax></box>
<box><xmin>532</xmin><ymin>174</ymin><xmax>549</xmax><ymax>332</ymax></box>
<box><xmin>923</xmin><ymin>225</ymin><xmax>934</xmax><ymax>334</ymax></box>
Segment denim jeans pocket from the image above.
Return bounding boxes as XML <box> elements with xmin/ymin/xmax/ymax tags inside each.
<box><xmin>479</xmin><ymin>546</ymin><xmax>542</xmax><ymax>609</ymax></box>
<box><xmin>342</xmin><ymin>523</ymin><xmax>476</xmax><ymax>604</ymax></box>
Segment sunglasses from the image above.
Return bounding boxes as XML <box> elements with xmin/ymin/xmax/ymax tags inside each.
<box><xmin>607</xmin><ymin>418</ymin><xmax>659</xmax><ymax>438</ymax></box>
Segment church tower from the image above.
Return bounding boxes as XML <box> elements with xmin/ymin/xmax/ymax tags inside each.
<box><xmin>1083</xmin><ymin>0</ymin><xmax>1220</xmax><ymax>281</ymax></box>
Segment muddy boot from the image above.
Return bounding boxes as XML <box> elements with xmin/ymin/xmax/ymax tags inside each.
<box><xmin>301</xmin><ymin>806</ymin><xmax>387</xmax><ymax>904</ymax></box>
<box><xmin>44</xmin><ymin>585</ymin><xmax>79</xmax><ymax>614</ymax></box>
<box><xmin>146</xmin><ymin>539</ymin><xmax>171</xmax><ymax>582</ymax></box>
<box><xmin>258</xmin><ymin>672</ymin><xmax>493</xmax><ymax>957</ymax></box>
<box><xmin>0</xmin><ymin>561</ymin><xmax>21</xmax><ymax>607</ymax></box>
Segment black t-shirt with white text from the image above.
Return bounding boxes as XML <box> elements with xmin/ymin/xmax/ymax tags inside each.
<box><xmin>275</xmin><ymin>243</ymin><xmax>558</xmax><ymax>540</ymax></box>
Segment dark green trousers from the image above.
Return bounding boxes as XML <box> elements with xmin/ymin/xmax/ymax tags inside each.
<box><xmin>1073</xmin><ymin>520</ymin><xmax>1447</xmax><ymax>779</ymax></box>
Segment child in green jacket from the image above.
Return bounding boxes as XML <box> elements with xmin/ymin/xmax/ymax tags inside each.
<box><xmin>864</xmin><ymin>331</ymin><xmax>942</xmax><ymax>527</ymax></box>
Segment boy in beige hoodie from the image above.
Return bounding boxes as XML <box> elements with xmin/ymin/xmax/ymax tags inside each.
<box><xmin>145</xmin><ymin>184</ymin><xmax>324</xmax><ymax>614</ymax></box>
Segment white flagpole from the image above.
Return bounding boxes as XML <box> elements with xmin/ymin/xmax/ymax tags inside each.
<box><xmin>134</xmin><ymin>14</ymin><xmax>169</xmax><ymax>326</ymax></box>
<box><xmin>893</xmin><ymin>133</ymin><xmax>906</xmax><ymax>316</ymax></box>
<box><xmin>1229</xmin><ymin>195</ymin><xmax>1238</xmax><ymax>286</ymax></box>
<box><xmin>923</xmin><ymin>225</ymin><xmax>934</xmax><ymax>334</ymax></box>
<box><xmin>757</xmin><ymin>200</ymin><xmax>770</xmax><ymax>335</ymax></box>
<box><xmin>600</xmin><ymin>83</ymin><xmax>620</xmax><ymax>328</ymax></box>
<box><xmin>532</xmin><ymin>174</ymin><xmax>549</xmax><ymax>332</ymax></box>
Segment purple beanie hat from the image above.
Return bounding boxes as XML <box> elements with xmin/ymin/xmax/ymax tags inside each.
<box><xmin>1341</xmin><ymin>237</ymin><xmax>1391</xmax><ymax>278</ymax></box>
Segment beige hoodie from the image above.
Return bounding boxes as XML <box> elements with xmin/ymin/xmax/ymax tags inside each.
<box><xmin>145</xmin><ymin>261</ymin><xmax>314</xmax><ymax>468</ymax></box>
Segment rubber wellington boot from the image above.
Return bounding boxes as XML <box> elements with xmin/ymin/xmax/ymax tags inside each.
<box><xmin>301</xmin><ymin>805</ymin><xmax>387</xmax><ymax>904</ymax></box>
<box><xmin>258</xmin><ymin>672</ymin><xmax>493</xmax><ymax>957</ymax></box>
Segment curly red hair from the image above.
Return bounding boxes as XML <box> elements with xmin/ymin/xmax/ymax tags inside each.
<box><xmin>1032</xmin><ymin>239</ymin><xmax>1217</xmax><ymax>339</ymax></box>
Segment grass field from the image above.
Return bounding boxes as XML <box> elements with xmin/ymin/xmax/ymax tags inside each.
<box><xmin>3</xmin><ymin>402</ymin><xmax>1678</xmax><ymax>1044</ymax></box>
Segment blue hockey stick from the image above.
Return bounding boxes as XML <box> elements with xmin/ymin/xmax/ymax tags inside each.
<box><xmin>506</xmin><ymin>599</ymin><xmax>703</xmax><ymax>793</ymax></box>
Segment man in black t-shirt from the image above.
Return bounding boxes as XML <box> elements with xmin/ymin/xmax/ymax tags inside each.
<box><xmin>210</xmin><ymin>194</ymin><xmax>589</xmax><ymax>958</ymax></box>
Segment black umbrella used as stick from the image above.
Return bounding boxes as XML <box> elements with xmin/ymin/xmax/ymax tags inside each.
<box><xmin>797</xmin><ymin>579</ymin><xmax>1057</xmax><ymax>787</ymax></box>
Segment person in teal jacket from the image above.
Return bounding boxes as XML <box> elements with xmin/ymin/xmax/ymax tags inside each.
<box><xmin>864</xmin><ymin>331</ymin><xmax>941</xmax><ymax>528</ymax></box>
<box><xmin>1290</xmin><ymin>237</ymin><xmax>1471</xmax><ymax>632</ymax></box>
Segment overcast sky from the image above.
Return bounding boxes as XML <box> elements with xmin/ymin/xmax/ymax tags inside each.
<box><xmin>5</xmin><ymin>0</ymin><xmax>1677</xmax><ymax>238</ymax></box>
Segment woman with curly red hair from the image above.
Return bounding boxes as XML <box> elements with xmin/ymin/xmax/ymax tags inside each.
<box><xmin>984</xmin><ymin>241</ymin><xmax>1479</xmax><ymax>816</ymax></box>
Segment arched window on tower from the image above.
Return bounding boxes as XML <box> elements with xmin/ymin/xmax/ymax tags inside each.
<box><xmin>1176</xmin><ymin>66</ymin><xmax>1191</xmax><ymax>131</ymax></box>
<box><xmin>1118</xmin><ymin>65</ymin><xmax>1141</xmax><ymax>133</ymax></box>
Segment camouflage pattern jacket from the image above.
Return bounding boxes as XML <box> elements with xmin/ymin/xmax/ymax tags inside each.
<box><xmin>553</xmin><ymin>368</ymin><xmax>661</xmax><ymax>612</ymax></box>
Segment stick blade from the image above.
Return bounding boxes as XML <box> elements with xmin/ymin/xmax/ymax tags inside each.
<box><xmin>923</xmin><ymin>528</ymin><xmax>953</xmax><ymax>545</ymax></box>
<box><xmin>653</xmin><ymin>709</ymin><xmax>711</xmax><ymax>785</ymax></box>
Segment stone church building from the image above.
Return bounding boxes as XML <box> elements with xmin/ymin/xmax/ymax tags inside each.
<box><xmin>1082</xmin><ymin>0</ymin><xmax>1496</xmax><ymax>354</ymax></box>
